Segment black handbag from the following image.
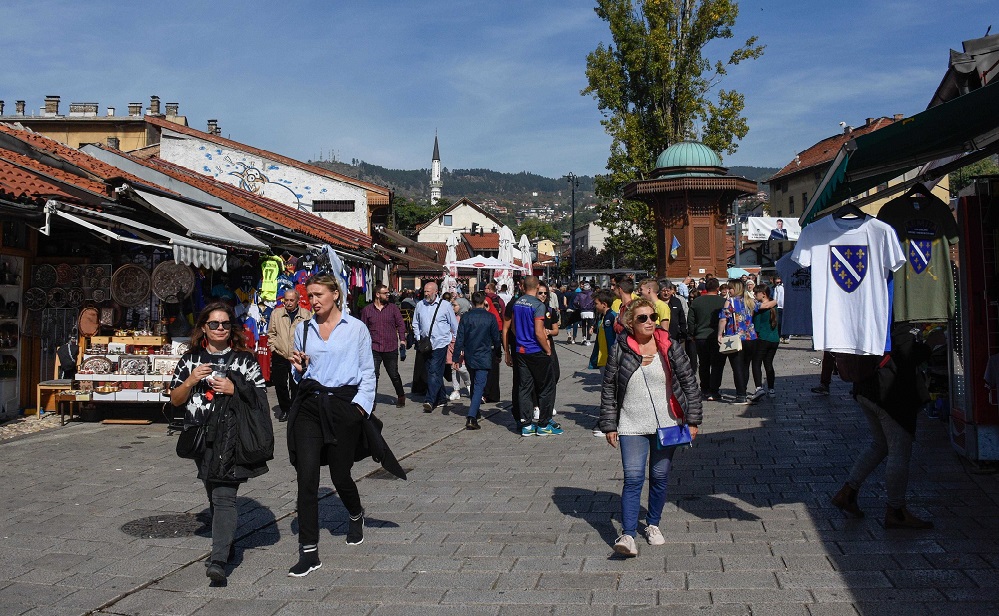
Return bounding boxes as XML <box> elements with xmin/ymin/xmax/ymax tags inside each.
<box><xmin>176</xmin><ymin>424</ymin><xmax>207</xmax><ymax>460</ymax></box>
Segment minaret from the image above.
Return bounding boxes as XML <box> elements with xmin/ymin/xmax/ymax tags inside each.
<box><xmin>430</xmin><ymin>133</ymin><xmax>442</xmax><ymax>205</ymax></box>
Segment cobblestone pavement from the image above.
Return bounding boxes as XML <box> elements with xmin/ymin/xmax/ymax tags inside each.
<box><xmin>0</xmin><ymin>338</ymin><xmax>996</xmax><ymax>615</ymax></box>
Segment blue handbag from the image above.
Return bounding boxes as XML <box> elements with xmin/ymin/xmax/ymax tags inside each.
<box><xmin>656</xmin><ymin>424</ymin><xmax>692</xmax><ymax>448</ymax></box>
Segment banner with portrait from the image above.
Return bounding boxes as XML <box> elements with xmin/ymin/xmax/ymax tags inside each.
<box><xmin>746</xmin><ymin>217</ymin><xmax>801</xmax><ymax>242</ymax></box>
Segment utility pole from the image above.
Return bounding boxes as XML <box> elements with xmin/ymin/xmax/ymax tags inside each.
<box><xmin>566</xmin><ymin>172</ymin><xmax>579</xmax><ymax>283</ymax></box>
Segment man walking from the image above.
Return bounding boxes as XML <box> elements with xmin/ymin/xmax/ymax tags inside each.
<box><xmin>688</xmin><ymin>278</ymin><xmax>727</xmax><ymax>400</ymax></box>
<box><xmin>413</xmin><ymin>282</ymin><xmax>458</xmax><ymax>413</ymax></box>
<box><xmin>267</xmin><ymin>288</ymin><xmax>312</xmax><ymax>421</ymax></box>
<box><xmin>453</xmin><ymin>291</ymin><xmax>502</xmax><ymax>430</ymax></box>
<box><xmin>359</xmin><ymin>284</ymin><xmax>408</xmax><ymax>409</ymax></box>
<box><xmin>508</xmin><ymin>276</ymin><xmax>560</xmax><ymax>436</ymax></box>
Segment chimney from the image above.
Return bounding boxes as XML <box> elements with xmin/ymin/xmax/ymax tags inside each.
<box><xmin>893</xmin><ymin>113</ymin><xmax>904</xmax><ymax>121</ymax></box>
<box><xmin>107</xmin><ymin>106</ymin><xmax>115</xmax><ymax>117</ymax></box>
<box><xmin>15</xmin><ymin>100</ymin><xmax>25</xmax><ymax>116</ymax></box>
<box><xmin>69</xmin><ymin>102</ymin><xmax>98</xmax><ymax>117</ymax></box>
<box><xmin>148</xmin><ymin>95</ymin><xmax>160</xmax><ymax>115</ymax></box>
<box><xmin>0</xmin><ymin>101</ymin><xmax>4</xmax><ymax>115</ymax></box>
<box><xmin>165</xmin><ymin>102</ymin><xmax>178</xmax><ymax>116</ymax></box>
<box><xmin>207</xmin><ymin>119</ymin><xmax>219</xmax><ymax>135</ymax></box>
<box><xmin>44</xmin><ymin>95</ymin><xmax>61</xmax><ymax>116</ymax></box>
<box><xmin>865</xmin><ymin>117</ymin><xmax>875</xmax><ymax>126</ymax></box>
<box><xmin>128</xmin><ymin>102</ymin><xmax>142</xmax><ymax>117</ymax></box>
<box><xmin>107</xmin><ymin>136</ymin><xmax>120</xmax><ymax>149</ymax></box>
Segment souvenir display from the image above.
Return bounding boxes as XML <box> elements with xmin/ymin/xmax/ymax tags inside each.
<box><xmin>151</xmin><ymin>260</ymin><xmax>195</xmax><ymax>303</ymax></box>
<box><xmin>80</xmin><ymin>356</ymin><xmax>113</xmax><ymax>374</ymax></box>
<box><xmin>33</xmin><ymin>264</ymin><xmax>57</xmax><ymax>288</ymax></box>
<box><xmin>24</xmin><ymin>288</ymin><xmax>47</xmax><ymax>312</ymax></box>
<box><xmin>111</xmin><ymin>264</ymin><xmax>152</xmax><ymax>307</ymax></box>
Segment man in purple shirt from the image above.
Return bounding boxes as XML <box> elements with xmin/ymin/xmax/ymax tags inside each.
<box><xmin>359</xmin><ymin>284</ymin><xmax>407</xmax><ymax>408</ymax></box>
<box><xmin>509</xmin><ymin>276</ymin><xmax>560</xmax><ymax>437</ymax></box>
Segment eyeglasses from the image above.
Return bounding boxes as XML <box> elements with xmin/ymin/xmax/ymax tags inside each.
<box><xmin>538</xmin><ymin>292</ymin><xmax>548</xmax><ymax>296</ymax></box>
<box><xmin>207</xmin><ymin>321</ymin><xmax>233</xmax><ymax>331</ymax></box>
<box><xmin>634</xmin><ymin>313</ymin><xmax>658</xmax><ymax>324</ymax></box>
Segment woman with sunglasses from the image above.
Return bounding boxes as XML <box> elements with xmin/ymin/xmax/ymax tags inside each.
<box><xmin>171</xmin><ymin>301</ymin><xmax>269</xmax><ymax>583</ymax></box>
<box><xmin>598</xmin><ymin>298</ymin><xmax>701</xmax><ymax>557</ymax></box>
<box><xmin>717</xmin><ymin>279</ymin><xmax>758</xmax><ymax>404</ymax></box>
<box><xmin>286</xmin><ymin>274</ymin><xmax>376</xmax><ymax>577</ymax></box>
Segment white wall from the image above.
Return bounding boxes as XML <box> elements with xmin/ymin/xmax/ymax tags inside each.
<box><xmin>416</xmin><ymin>203</ymin><xmax>499</xmax><ymax>243</ymax></box>
<box><xmin>159</xmin><ymin>130</ymin><xmax>369</xmax><ymax>233</ymax></box>
<box><xmin>573</xmin><ymin>222</ymin><xmax>612</xmax><ymax>252</ymax></box>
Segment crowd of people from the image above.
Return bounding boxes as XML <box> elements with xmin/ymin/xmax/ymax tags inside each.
<box><xmin>177</xmin><ymin>264</ymin><xmax>937</xmax><ymax>581</ymax></box>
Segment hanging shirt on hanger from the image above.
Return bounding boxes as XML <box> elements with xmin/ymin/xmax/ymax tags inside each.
<box><xmin>877</xmin><ymin>191</ymin><xmax>959</xmax><ymax>322</ymax></box>
<box><xmin>792</xmin><ymin>215</ymin><xmax>905</xmax><ymax>355</ymax></box>
<box><xmin>775</xmin><ymin>254</ymin><xmax>812</xmax><ymax>336</ymax></box>
<box><xmin>259</xmin><ymin>255</ymin><xmax>284</xmax><ymax>301</ymax></box>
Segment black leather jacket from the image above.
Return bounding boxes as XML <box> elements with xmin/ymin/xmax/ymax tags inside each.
<box><xmin>598</xmin><ymin>332</ymin><xmax>702</xmax><ymax>433</ymax></box>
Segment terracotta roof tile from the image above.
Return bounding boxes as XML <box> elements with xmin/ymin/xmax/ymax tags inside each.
<box><xmin>145</xmin><ymin>116</ymin><xmax>391</xmax><ymax>198</ymax></box>
<box><xmin>769</xmin><ymin>117</ymin><xmax>902</xmax><ymax>182</ymax></box>
<box><xmin>0</xmin><ymin>150</ymin><xmax>109</xmax><ymax>203</ymax></box>
<box><xmin>462</xmin><ymin>232</ymin><xmax>499</xmax><ymax>252</ymax></box>
<box><xmin>0</xmin><ymin>122</ymin><xmax>173</xmax><ymax>192</ymax></box>
<box><xmin>86</xmin><ymin>145</ymin><xmax>372</xmax><ymax>250</ymax></box>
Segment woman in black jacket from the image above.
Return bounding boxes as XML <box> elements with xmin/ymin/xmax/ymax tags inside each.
<box><xmin>171</xmin><ymin>302</ymin><xmax>269</xmax><ymax>583</ymax></box>
<box><xmin>598</xmin><ymin>298</ymin><xmax>701</xmax><ymax>557</ymax></box>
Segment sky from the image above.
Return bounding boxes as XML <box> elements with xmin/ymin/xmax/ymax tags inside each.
<box><xmin>1</xmin><ymin>0</ymin><xmax>994</xmax><ymax>178</ymax></box>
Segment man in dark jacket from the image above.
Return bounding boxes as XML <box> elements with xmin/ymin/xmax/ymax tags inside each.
<box><xmin>687</xmin><ymin>278</ymin><xmax>727</xmax><ymax>400</ymax></box>
<box><xmin>453</xmin><ymin>291</ymin><xmax>502</xmax><ymax>430</ymax></box>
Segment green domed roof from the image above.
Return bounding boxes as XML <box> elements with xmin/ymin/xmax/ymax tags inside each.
<box><xmin>655</xmin><ymin>141</ymin><xmax>723</xmax><ymax>169</ymax></box>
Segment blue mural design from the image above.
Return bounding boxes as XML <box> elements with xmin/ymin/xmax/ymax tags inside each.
<box><xmin>224</xmin><ymin>156</ymin><xmax>305</xmax><ymax>209</ymax></box>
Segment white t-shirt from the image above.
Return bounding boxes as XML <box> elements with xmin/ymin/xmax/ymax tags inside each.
<box><xmin>773</xmin><ymin>283</ymin><xmax>785</xmax><ymax>309</ymax></box>
<box><xmin>791</xmin><ymin>216</ymin><xmax>904</xmax><ymax>355</ymax></box>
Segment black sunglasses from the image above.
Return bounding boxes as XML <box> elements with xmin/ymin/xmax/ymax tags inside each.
<box><xmin>207</xmin><ymin>320</ymin><xmax>233</xmax><ymax>331</ymax></box>
<box><xmin>635</xmin><ymin>313</ymin><xmax>659</xmax><ymax>324</ymax></box>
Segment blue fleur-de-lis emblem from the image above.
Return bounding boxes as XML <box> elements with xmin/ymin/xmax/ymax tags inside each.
<box><xmin>908</xmin><ymin>240</ymin><xmax>931</xmax><ymax>274</ymax></box>
<box><xmin>830</xmin><ymin>245</ymin><xmax>867</xmax><ymax>293</ymax></box>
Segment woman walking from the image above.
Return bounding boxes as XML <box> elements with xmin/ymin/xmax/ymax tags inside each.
<box><xmin>751</xmin><ymin>284</ymin><xmax>781</xmax><ymax>399</ymax></box>
<box><xmin>599</xmin><ymin>298</ymin><xmax>701</xmax><ymax>556</ymax></box>
<box><xmin>171</xmin><ymin>302</ymin><xmax>270</xmax><ymax>583</ymax></box>
<box><xmin>717</xmin><ymin>279</ymin><xmax>757</xmax><ymax>404</ymax></box>
<box><xmin>286</xmin><ymin>274</ymin><xmax>376</xmax><ymax>577</ymax></box>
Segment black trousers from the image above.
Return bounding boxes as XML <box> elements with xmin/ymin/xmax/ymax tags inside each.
<box><xmin>685</xmin><ymin>339</ymin><xmax>698</xmax><ymax>374</ymax></box>
<box><xmin>485</xmin><ymin>352</ymin><xmax>501</xmax><ymax>402</ymax></box>
<box><xmin>195</xmin><ymin>461</ymin><xmax>240</xmax><ymax>565</ymax></box>
<box><xmin>726</xmin><ymin>340</ymin><xmax>757</xmax><ymax>397</ymax></box>
<box><xmin>270</xmin><ymin>353</ymin><xmax>298</xmax><ymax>414</ymax></box>
<box><xmin>292</xmin><ymin>396</ymin><xmax>364</xmax><ymax>546</ymax></box>
<box><xmin>373</xmin><ymin>350</ymin><xmax>405</xmax><ymax>397</ymax></box>
<box><xmin>516</xmin><ymin>352</ymin><xmax>555</xmax><ymax>427</ymax></box>
<box><xmin>752</xmin><ymin>340</ymin><xmax>779</xmax><ymax>389</ymax></box>
<box><xmin>411</xmin><ymin>348</ymin><xmax>428</xmax><ymax>396</ymax></box>
<box><xmin>697</xmin><ymin>338</ymin><xmax>726</xmax><ymax>395</ymax></box>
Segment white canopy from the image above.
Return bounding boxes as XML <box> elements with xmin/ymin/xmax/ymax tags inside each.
<box><xmin>446</xmin><ymin>255</ymin><xmax>527</xmax><ymax>271</ymax></box>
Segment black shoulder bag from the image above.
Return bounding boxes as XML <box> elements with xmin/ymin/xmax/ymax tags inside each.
<box><xmin>175</xmin><ymin>350</ymin><xmax>232</xmax><ymax>460</ymax></box>
<box><xmin>416</xmin><ymin>300</ymin><xmax>443</xmax><ymax>355</ymax></box>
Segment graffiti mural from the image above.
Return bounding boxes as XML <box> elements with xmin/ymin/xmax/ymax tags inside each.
<box><xmin>218</xmin><ymin>157</ymin><xmax>306</xmax><ymax>209</ymax></box>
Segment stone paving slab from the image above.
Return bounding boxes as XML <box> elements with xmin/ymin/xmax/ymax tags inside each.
<box><xmin>0</xmin><ymin>338</ymin><xmax>997</xmax><ymax>615</ymax></box>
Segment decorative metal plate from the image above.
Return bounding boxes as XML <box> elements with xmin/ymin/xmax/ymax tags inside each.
<box><xmin>120</xmin><ymin>357</ymin><xmax>148</xmax><ymax>375</ymax></box>
<box><xmin>111</xmin><ymin>264</ymin><xmax>151</xmax><ymax>307</ymax></box>
<box><xmin>55</xmin><ymin>263</ymin><xmax>74</xmax><ymax>286</ymax></box>
<box><xmin>99</xmin><ymin>276</ymin><xmax>111</xmax><ymax>289</ymax></box>
<box><xmin>47</xmin><ymin>287</ymin><xmax>68</xmax><ymax>308</ymax></box>
<box><xmin>90</xmin><ymin>288</ymin><xmax>107</xmax><ymax>303</ymax></box>
<box><xmin>24</xmin><ymin>288</ymin><xmax>47</xmax><ymax>311</ymax></box>
<box><xmin>83</xmin><ymin>265</ymin><xmax>95</xmax><ymax>279</ymax></box>
<box><xmin>33</xmin><ymin>264</ymin><xmax>57</xmax><ymax>288</ymax></box>
<box><xmin>151</xmin><ymin>261</ymin><xmax>195</xmax><ymax>303</ymax></box>
<box><xmin>81</xmin><ymin>356</ymin><xmax>113</xmax><ymax>374</ymax></box>
<box><xmin>67</xmin><ymin>287</ymin><xmax>85</xmax><ymax>308</ymax></box>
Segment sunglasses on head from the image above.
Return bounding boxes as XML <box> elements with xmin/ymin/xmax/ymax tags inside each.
<box><xmin>207</xmin><ymin>320</ymin><xmax>233</xmax><ymax>331</ymax></box>
<box><xmin>634</xmin><ymin>313</ymin><xmax>658</xmax><ymax>324</ymax></box>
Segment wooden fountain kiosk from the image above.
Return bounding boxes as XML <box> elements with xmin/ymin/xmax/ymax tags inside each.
<box><xmin>623</xmin><ymin>141</ymin><xmax>758</xmax><ymax>278</ymax></box>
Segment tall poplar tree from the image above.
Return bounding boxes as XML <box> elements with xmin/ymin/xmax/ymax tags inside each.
<box><xmin>583</xmin><ymin>0</ymin><xmax>764</xmax><ymax>270</ymax></box>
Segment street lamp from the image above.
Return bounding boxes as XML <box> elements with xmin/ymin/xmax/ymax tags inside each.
<box><xmin>565</xmin><ymin>172</ymin><xmax>579</xmax><ymax>283</ymax></box>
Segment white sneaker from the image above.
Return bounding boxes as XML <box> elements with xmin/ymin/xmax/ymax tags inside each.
<box><xmin>644</xmin><ymin>525</ymin><xmax>665</xmax><ymax>546</ymax></box>
<box><xmin>449</xmin><ymin>390</ymin><xmax>461</xmax><ymax>401</ymax></box>
<box><xmin>613</xmin><ymin>534</ymin><xmax>638</xmax><ymax>557</ymax></box>
<box><xmin>749</xmin><ymin>387</ymin><xmax>766</xmax><ymax>402</ymax></box>
<box><xmin>592</xmin><ymin>427</ymin><xmax>603</xmax><ymax>437</ymax></box>
<box><xmin>583</xmin><ymin>340</ymin><xmax>592</xmax><ymax>347</ymax></box>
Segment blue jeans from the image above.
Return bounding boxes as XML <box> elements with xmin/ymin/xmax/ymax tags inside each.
<box><xmin>467</xmin><ymin>368</ymin><xmax>489</xmax><ymax>418</ymax></box>
<box><xmin>425</xmin><ymin>346</ymin><xmax>449</xmax><ymax>407</ymax></box>
<box><xmin>619</xmin><ymin>434</ymin><xmax>676</xmax><ymax>537</ymax></box>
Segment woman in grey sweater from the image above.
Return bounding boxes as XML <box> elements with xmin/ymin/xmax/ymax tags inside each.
<box><xmin>599</xmin><ymin>298</ymin><xmax>702</xmax><ymax>557</ymax></box>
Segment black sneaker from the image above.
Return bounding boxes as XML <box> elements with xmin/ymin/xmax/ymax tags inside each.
<box><xmin>206</xmin><ymin>561</ymin><xmax>226</xmax><ymax>583</ymax></box>
<box><xmin>346</xmin><ymin>510</ymin><xmax>364</xmax><ymax>545</ymax></box>
<box><xmin>288</xmin><ymin>548</ymin><xmax>321</xmax><ymax>577</ymax></box>
<box><xmin>423</xmin><ymin>402</ymin><xmax>433</xmax><ymax>413</ymax></box>
<box><xmin>465</xmin><ymin>417</ymin><xmax>481</xmax><ymax>430</ymax></box>
<box><xmin>811</xmin><ymin>384</ymin><xmax>830</xmax><ymax>395</ymax></box>
<box><xmin>277</xmin><ymin>412</ymin><xmax>288</xmax><ymax>422</ymax></box>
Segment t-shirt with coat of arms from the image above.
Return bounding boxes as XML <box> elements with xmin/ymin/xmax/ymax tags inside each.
<box><xmin>876</xmin><ymin>192</ymin><xmax>959</xmax><ymax>323</ymax></box>
<box><xmin>791</xmin><ymin>216</ymin><xmax>905</xmax><ymax>356</ymax></box>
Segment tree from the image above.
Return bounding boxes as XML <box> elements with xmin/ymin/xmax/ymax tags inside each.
<box><xmin>391</xmin><ymin>196</ymin><xmax>451</xmax><ymax>235</ymax></box>
<box><xmin>516</xmin><ymin>219</ymin><xmax>561</xmax><ymax>242</ymax></box>
<box><xmin>949</xmin><ymin>155</ymin><xmax>999</xmax><ymax>193</ymax></box>
<box><xmin>582</xmin><ymin>0</ymin><xmax>764</xmax><ymax>270</ymax></box>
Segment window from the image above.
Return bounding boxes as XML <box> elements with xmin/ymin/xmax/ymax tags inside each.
<box><xmin>788</xmin><ymin>196</ymin><xmax>795</xmax><ymax>214</ymax></box>
<box><xmin>802</xmin><ymin>192</ymin><xmax>808</xmax><ymax>209</ymax></box>
<box><xmin>312</xmin><ymin>199</ymin><xmax>355</xmax><ymax>212</ymax></box>
<box><xmin>443</xmin><ymin>215</ymin><xmax>453</xmax><ymax>226</ymax></box>
<box><xmin>814</xmin><ymin>171</ymin><xmax>823</xmax><ymax>182</ymax></box>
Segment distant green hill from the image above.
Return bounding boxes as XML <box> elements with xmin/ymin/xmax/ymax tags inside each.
<box><xmin>309</xmin><ymin>159</ymin><xmax>778</xmax><ymax>200</ymax></box>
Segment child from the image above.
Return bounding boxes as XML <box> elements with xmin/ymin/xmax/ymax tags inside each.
<box><xmin>589</xmin><ymin>289</ymin><xmax>618</xmax><ymax>369</ymax></box>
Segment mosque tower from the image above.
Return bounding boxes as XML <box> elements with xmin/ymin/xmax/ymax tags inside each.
<box><xmin>430</xmin><ymin>133</ymin><xmax>442</xmax><ymax>205</ymax></box>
